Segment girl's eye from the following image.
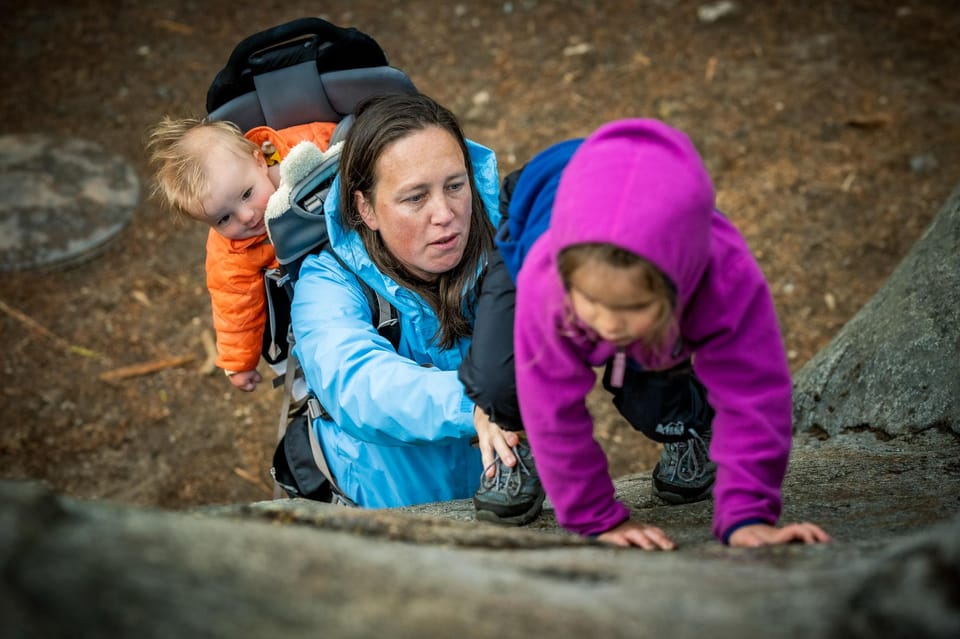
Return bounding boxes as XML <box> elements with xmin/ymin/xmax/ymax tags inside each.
<box><xmin>241</xmin><ymin>187</ymin><xmax>253</xmax><ymax>201</ymax></box>
<box><xmin>217</xmin><ymin>214</ymin><xmax>231</xmax><ymax>226</ymax></box>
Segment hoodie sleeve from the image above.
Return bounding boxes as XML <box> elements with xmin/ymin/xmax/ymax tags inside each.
<box><xmin>514</xmin><ymin>240</ymin><xmax>631</xmax><ymax>536</ymax></box>
<box><xmin>684</xmin><ymin>230</ymin><xmax>793</xmax><ymax>541</ymax></box>
<box><xmin>206</xmin><ymin>230</ymin><xmax>276</xmax><ymax>373</ymax></box>
<box><xmin>291</xmin><ymin>251</ymin><xmax>476</xmax><ymax>447</ymax></box>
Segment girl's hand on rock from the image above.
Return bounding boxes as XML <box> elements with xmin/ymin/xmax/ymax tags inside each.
<box><xmin>728</xmin><ymin>522</ymin><xmax>832</xmax><ymax>547</ymax></box>
<box><xmin>597</xmin><ymin>520</ymin><xmax>676</xmax><ymax>551</ymax></box>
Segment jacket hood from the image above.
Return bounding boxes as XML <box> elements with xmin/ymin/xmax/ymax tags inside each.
<box><xmin>549</xmin><ymin>119</ymin><xmax>715</xmax><ymax>308</ymax></box>
<box><xmin>497</xmin><ymin>138</ymin><xmax>581</xmax><ymax>281</ymax></box>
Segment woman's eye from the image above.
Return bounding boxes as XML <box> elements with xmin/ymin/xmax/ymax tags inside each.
<box><xmin>447</xmin><ymin>181</ymin><xmax>464</xmax><ymax>192</ymax></box>
<box><xmin>405</xmin><ymin>193</ymin><xmax>425</xmax><ymax>204</ymax></box>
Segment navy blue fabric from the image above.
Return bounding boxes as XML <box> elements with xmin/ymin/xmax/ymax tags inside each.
<box><xmin>496</xmin><ymin>138</ymin><xmax>582</xmax><ymax>281</ymax></box>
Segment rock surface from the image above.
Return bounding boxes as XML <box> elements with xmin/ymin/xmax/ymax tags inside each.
<box><xmin>793</xmin><ymin>184</ymin><xmax>960</xmax><ymax>439</ymax></box>
<box><xmin>2</xmin><ymin>428</ymin><xmax>958</xmax><ymax>639</ymax></box>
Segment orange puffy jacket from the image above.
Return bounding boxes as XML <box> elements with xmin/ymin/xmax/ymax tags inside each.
<box><xmin>208</xmin><ymin>121</ymin><xmax>336</xmax><ymax>373</ymax></box>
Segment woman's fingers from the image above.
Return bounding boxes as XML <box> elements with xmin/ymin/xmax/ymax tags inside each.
<box><xmin>473</xmin><ymin>409</ymin><xmax>519</xmax><ymax>475</ymax></box>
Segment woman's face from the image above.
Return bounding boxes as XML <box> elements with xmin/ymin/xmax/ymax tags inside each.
<box><xmin>355</xmin><ymin>126</ymin><xmax>472</xmax><ymax>281</ymax></box>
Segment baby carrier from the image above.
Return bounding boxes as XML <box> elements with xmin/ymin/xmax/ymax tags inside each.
<box><xmin>206</xmin><ymin>17</ymin><xmax>417</xmax><ymax>504</ymax></box>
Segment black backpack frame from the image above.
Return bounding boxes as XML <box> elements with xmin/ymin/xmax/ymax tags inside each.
<box><xmin>206</xmin><ymin>17</ymin><xmax>417</xmax><ymax>505</ymax></box>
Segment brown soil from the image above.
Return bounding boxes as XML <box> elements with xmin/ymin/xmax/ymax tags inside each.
<box><xmin>1</xmin><ymin>1</ymin><xmax>957</xmax><ymax>510</ymax></box>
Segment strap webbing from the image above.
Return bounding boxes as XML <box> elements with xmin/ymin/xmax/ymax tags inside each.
<box><xmin>305</xmin><ymin>397</ymin><xmax>357</xmax><ymax>507</ymax></box>
<box><xmin>273</xmin><ymin>345</ymin><xmax>299</xmax><ymax>500</ymax></box>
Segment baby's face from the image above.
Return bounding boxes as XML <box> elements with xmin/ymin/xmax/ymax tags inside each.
<box><xmin>194</xmin><ymin>147</ymin><xmax>275</xmax><ymax>240</ymax></box>
<box><xmin>567</xmin><ymin>259</ymin><xmax>665</xmax><ymax>347</ymax></box>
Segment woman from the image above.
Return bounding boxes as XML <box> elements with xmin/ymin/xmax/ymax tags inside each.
<box><xmin>291</xmin><ymin>93</ymin><xmax>542</xmax><ymax>522</ymax></box>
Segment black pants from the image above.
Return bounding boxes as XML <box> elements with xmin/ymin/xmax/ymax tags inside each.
<box><xmin>458</xmin><ymin>248</ymin><xmax>713</xmax><ymax>437</ymax></box>
<box><xmin>602</xmin><ymin>359</ymin><xmax>714</xmax><ymax>443</ymax></box>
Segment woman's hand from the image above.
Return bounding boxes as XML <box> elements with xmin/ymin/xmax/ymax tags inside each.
<box><xmin>596</xmin><ymin>520</ymin><xmax>676</xmax><ymax>550</ymax></box>
<box><xmin>728</xmin><ymin>522</ymin><xmax>831</xmax><ymax>547</ymax></box>
<box><xmin>473</xmin><ymin>407</ymin><xmax>520</xmax><ymax>477</ymax></box>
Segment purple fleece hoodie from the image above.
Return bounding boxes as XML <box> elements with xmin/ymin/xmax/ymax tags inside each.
<box><xmin>514</xmin><ymin>119</ymin><xmax>792</xmax><ymax>541</ymax></box>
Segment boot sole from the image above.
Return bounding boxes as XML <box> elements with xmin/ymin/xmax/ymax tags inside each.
<box><xmin>474</xmin><ymin>490</ymin><xmax>546</xmax><ymax>526</ymax></box>
<box><xmin>653</xmin><ymin>486</ymin><xmax>713</xmax><ymax>505</ymax></box>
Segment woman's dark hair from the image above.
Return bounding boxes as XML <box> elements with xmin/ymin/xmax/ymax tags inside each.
<box><xmin>338</xmin><ymin>92</ymin><xmax>495</xmax><ymax>349</ymax></box>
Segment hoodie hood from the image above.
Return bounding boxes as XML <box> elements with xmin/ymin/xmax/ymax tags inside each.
<box><xmin>549</xmin><ymin>119</ymin><xmax>715</xmax><ymax>310</ymax></box>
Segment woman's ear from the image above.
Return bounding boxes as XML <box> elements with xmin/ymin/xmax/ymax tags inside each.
<box><xmin>355</xmin><ymin>191</ymin><xmax>379</xmax><ymax>231</ymax></box>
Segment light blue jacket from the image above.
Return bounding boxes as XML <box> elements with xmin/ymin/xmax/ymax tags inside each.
<box><xmin>290</xmin><ymin>140</ymin><xmax>500</xmax><ymax>508</ymax></box>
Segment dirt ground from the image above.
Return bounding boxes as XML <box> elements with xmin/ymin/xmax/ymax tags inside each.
<box><xmin>1</xmin><ymin>1</ymin><xmax>957</xmax><ymax>510</ymax></box>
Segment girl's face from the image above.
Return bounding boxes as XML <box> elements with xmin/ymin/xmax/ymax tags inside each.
<box><xmin>196</xmin><ymin>146</ymin><xmax>276</xmax><ymax>241</ymax></box>
<box><xmin>355</xmin><ymin>126</ymin><xmax>472</xmax><ymax>282</ymax></box>
<box><xmin>567</xmin><ymin>258</ymin><xmax>666</xmax><ymax>347</ymax></box>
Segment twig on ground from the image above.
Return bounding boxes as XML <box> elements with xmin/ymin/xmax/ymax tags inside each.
<box><xmin>0</xmin><ymin>299</ymin><xmax>107</xmax><ymax>361</ymax></box>
<box><xmin>234</xmin><ymin>467</ymin><xmax>272</xmax><ymax>494</ymax></box>
<box><xmin>99</xmin><ymin>355</ymin><xmax>195</xmax><ymax>382</ymax></box>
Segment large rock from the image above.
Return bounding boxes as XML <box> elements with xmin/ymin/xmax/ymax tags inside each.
<box><xmin>792</xmin><ymin>184</ymin><xmax>960</xmax><ymax>438</ymax></box>
<box><xmin>2</xmin><ymin>429</ymin><xmax>958</xmax><ymax>639</ymax></box>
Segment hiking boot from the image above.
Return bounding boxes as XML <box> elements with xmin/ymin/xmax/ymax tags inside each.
<box><xmin>652</xmin><ymin>427</ymin><xmax>716</xmax><ymax>504</ymax></box>
<box><xmin>473</xmin><ymin>440</ymin><xmax>545</xmax><ymax>526</ymax></box>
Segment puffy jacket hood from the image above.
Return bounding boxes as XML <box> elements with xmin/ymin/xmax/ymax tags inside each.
<box><xmin>549</xmin><ymin>119</ymin><xmax>715</xmax><ymax>312</ymax></box>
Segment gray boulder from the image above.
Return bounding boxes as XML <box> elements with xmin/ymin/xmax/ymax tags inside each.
<box><xmin>793</xmin><ymin>184</ymin><xmax>960</xmax><ymax>439</ymax></box>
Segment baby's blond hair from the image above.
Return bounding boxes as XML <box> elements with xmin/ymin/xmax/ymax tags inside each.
<box><xmin>146</xmin><ymin>116</ymin><xmax>257</xmax><ymax>219</ymax></box>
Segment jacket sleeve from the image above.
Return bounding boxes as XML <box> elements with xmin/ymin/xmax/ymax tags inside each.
<box><xmin>458</xmin><ymin>247</ymin><xmax>524</xmax><ymax>430</ymax></box>
<box><xmin>514</xmin><ymin>247</ymin><xmax>630</xmax><ymax>537</ymax></box>
<box><xmin>206</xmin><ymin>232</ymin><xmax>271</xmax><ymax>373</ymax></box>
<box><xmin>291</xmin><ymin>252</ymin><xmax>476</xmax><ymax>447</ymax></box>
<box><xmin>686</xmin><ymin>250</ymin><xmax>793</xmax><ymax>541</ymax></box>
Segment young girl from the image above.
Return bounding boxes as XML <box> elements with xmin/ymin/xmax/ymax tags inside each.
<box><xmin>512</xmin><ymin>119</ymin><xmax>831</xmax><ymax>548</ymax></box>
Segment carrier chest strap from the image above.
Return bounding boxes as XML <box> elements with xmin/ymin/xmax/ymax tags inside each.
<box><xmin>273</xmin><ymin>348</ymin><xmax>300</xmax><ymax>499</ymax></box>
